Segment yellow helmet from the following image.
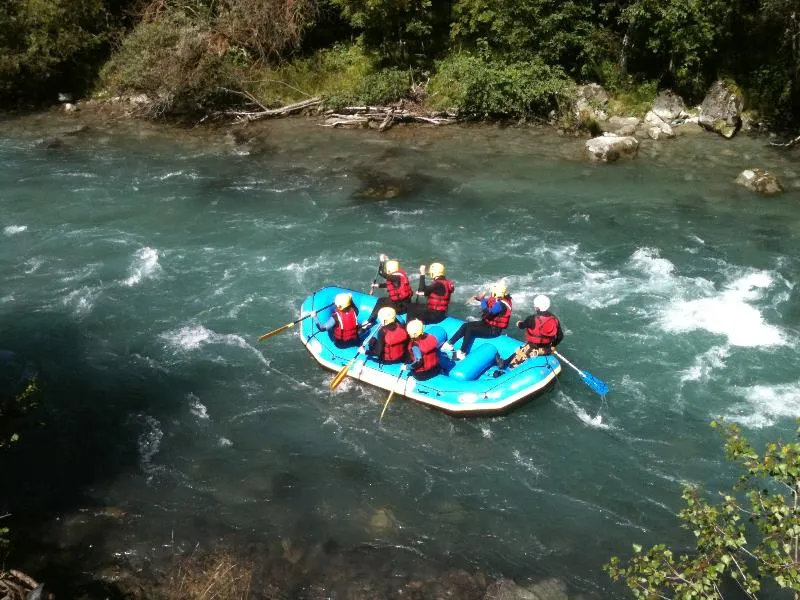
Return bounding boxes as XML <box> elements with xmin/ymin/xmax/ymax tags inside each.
<box><xmin>491</xmin><ymin>282</ymin><xmax>507</xmax><ymax>298</ymax></box>
<box><xmin>377</xmin><ymin>306</ymin><xmax>396</xmax><ymax>325</ymax></box>
<box><xmin>428</xmin><ymin>262</ymin><xmax>445</xmax><ymax>278</ymax></box>
<box><xmin>385</xmin><ymin>259</ymin><xmax>400</xmax><ymax>275</ymax></box>
<box><xmin>334</xmin><ymin>293</ymin><xmax>352</xmax><ymax>309</ymax></box>
<box><xmin>406</xmin><ymin>319</ymin><xmax>424</xmax><ymax>338</ymax></box>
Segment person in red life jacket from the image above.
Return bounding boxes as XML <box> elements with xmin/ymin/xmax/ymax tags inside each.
<box><xmin>312</xmin><ymin>292</ymin><xmax>360</xmax><ymax>349</ymax></box>
<box><xmin>495</xmin><ymin>294</ymin><xmax>564</xmax><ymax>371</ymax></box>
<box><xmin>441</xmin><ymin>282</ymin><xmax>512</xmax><ymax>361</ymax></box>
<box><xmin>364</xmin><ymin>306</ymin><xmax>409</xmax><ymax>364</ymax></box>
<box><xmin>362</xmin><ymin>254</ymin><xmax>413</xmax><ymax>330</ymax></box>
<box><xmin>407</xmin><ymin>262</ymin><xmax>454</xmax><ymax>324</ymax></box>
<box><xmin>405</xmin><ymin>319</ymin><xmax>441</xmax><ymax>381</ymax></box>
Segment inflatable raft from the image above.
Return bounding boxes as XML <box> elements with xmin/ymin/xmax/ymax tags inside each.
<box><xmin>298</xmin><ymin>286</ymin><xmax>561</xmax><ymax>415</ymax></box>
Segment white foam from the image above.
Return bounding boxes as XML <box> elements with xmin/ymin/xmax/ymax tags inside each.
<box><xmin>218</xmin><ymin>437</ymin><xmax>233</xmax><ymax>447</ymax></box>
<box><xmin>160</xmin><ymin>325</ymin><xmax>271</xmax><ymax>369</ymax></box>
<box><xmin>661</xmin><ymin>271</ymin><xmax>785</xmax><ymax>347</ymax></box>
<box><xmin>727</xmin><ymin>381</ymin><xmax>800</xmax><ymax>428</ymax></box>
<box><xmin>123</xmin><ymin>247</ymin><xmax>161</xmax><ymax>286</ymax></box>
<box><xmin>188</xmin><ymin>394</ymin><xmax>209</xmax><ymax>420</ymax></box>
<box><xmin>4</xmin><ymin>225</ymin><xmax>27</xmax><ymax>235</ymax></box>
<box><xmin>680</xmin><ymin>345</ymin><xmax>730</xmax><ymax>383</ymax></box>
<box><xmin>63</xmin><ymin>286</ymin><xmax>100</xmax><ymax>315</ymax></box>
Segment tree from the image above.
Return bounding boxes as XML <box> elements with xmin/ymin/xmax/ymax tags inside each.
<box><xmin>606</xmin><ymin>421</ymin><xmax>800</xmax><ymax>599</ymax></box>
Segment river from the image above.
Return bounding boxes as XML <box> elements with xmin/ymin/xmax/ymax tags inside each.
<box><xmin>1</xmin><ymin>113</ymin><xmax>799</xmax><ymax>598</ymax></box>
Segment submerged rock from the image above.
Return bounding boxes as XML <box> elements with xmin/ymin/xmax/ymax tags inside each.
<box><xmin>736</xmin><ymin>168</ymin><xmax>784</xmax><ymax>195</ymax></box>
<box><xmin>585</xmin><ymin>135</ymin><xmax>639</xmax><ymax>162</ymax></box>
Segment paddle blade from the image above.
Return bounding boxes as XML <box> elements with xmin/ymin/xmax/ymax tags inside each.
<box><xmin>257</xmin><ymin>322</ymin><xmax>293</xmax><ymax>341</ymax></box>
<box><xmin>580</xmin><ymin>370</ymin><xmax>610</xmax><ymax>396</ymax></box>
<box><xmin>329</xmin><ymin>357</ymin><xmax>356</xmax><ymax>390</ymax></box>
<box><xmin>379</xmin><ymin>390</ymin><xmax>395</xmax><ymax>423</ymax></box>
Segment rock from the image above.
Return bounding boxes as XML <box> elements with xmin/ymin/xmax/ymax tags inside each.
<box><xmin>64</xmin><ymin>103</ymin><xmax>78</xmax><ymax>112</ymax></box>
<box><xmin>128</xmin><ymin>93</ymin><xmax>150</xmax><ymax>106</ymax></box>
<box><xmin>652</xmin><ymin>90</ymin><xmax>687</xmax><ymax>121</ymax></box>
<box><xmin>35</xmin><ymin>137</ymin><xmax>65</xmax><ymax>150</ymax></box>
<box><xmin>602</xmin><ymin>116</ymin><xmax>639</xmax><ymax>135</ymax></box>
<box><xmin>698</xmin><ymin>79</ymin><xmax>744</xmax><ymax>138</ymax></box>
<box><xmin>484</xmin><ymin>577</ymin><xmax>569</xmax><ymax>600</ymax></box>
<box><xmin>644</xmin><ymin>111</ymin><xmax>676</xmax><ymax>139</ymax></box>
<box><xmin>572</xmin><ymin>83</ymin><xmax>610</xmax><ymax>125</ymax></box>
<box><xmin>585</xmin><ymin>135</ymin><xmax>639</xmax><ymax>162</ymax></box>
<box><xmin>736</xmin><ymin>168</ymin><xmax>784</xmax><ymax>195</ymax></box>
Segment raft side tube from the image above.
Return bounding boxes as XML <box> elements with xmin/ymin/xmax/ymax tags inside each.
<box><xmin>449</xmin><ymin>343</ymin><xmax>498</xmax><ymax>381</ymax></box>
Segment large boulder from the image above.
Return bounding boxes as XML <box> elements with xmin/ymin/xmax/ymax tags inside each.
<box><xmin>698</xmin><ymin>80</ymin><xmax>744</xmax><ymax>138</ymax></box>
<box><xmin>573</xmin><ymin>82</ymin><xmax>610</xmax><ymax>124</ymax></box>
<box><xmin>585</xmin><ymin>134</ymin><xmax>639</xmax><ymax>162</ymax></box>
<box><xmin>603</xmin><ymin>116</ymin><xmax>639</xmax><ymax>136</ymax></box>
<box><xmin>484</xmin><ymin>577</ymin><xmax>569</xmax><ymax>600</ymax></box>
<box><xmin>735</xmin><ymin>168</ymin><xmax>784</xmax><ymax>195</ymax></box>
<box><xmin>644</xmin><ymin>111</ymin><xmax>676</xmax><ymax>139</ymax></box>
<box><xmin>652</xmin><ymin>89</ymin><xmax>687</xmax><ymax>121</ymax></box>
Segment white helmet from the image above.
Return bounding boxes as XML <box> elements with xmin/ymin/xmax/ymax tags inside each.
<box><xmin>377</xmin><ymin>306</ymin><xmax>397</xmax><ymax>325</ymax></box>
<box><xmin>385</xmin><ymin>259</ymin><xmax>400</xmax><ymax>275</ymax></box>
<box><xmin>335</xmin><ymin>293</ymin><xmax>352</xmax><ymax>309</ymax></box>
<box><xmin>533</xmin><ymin>294</ymin><xmax>551</xmax><ymax>312</ymax></box>
<box><xmin>491</xmin><ymin>282</ymin><xmax>507</xmax><ymax>298</ymax></box>
<box><xmin>406</xmin><ymin>319</ymin><xmax>424</xmax><ymax>339</ymax></box>
<box><xmin>428</xmin><ymin>262</ymin><xmax>445</xmax><ymax>278</ymax></box>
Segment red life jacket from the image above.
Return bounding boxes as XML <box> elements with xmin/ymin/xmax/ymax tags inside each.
<box><xmin>483</xmin><ymin>296</ymin><xmax>512</xmax><ymax>329</ymax></box>
<box><xmin>426</xmin><ymin>278</ymin><xmax>454</xmax><ymax>312</ymax></box>
<box><xmin>409</xmin><ymin>333</ymin><xmax>439</xmax><ymax>374</ymax></box>
<box><xmin>382</xmin><ymin>324</ymin><xmax>409</xmax><ymax>361</ymax></box>
<box><xmin>387</xmin><ymin>269</ymin><xmax>413</xmax><ymax>302</ymax></box>
<box><xmin>332</xmin><ymin>307</ymin><xmax>358</xmax><ymax>342</ymax></box>
<box><xmin>525</xmin><ymin>313</ymin><xmax>560</xmax><ymax>345</ymax></box>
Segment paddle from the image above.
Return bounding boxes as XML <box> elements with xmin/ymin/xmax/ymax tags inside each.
<box><xmin>368</xmin><ymin>256</ymin><xmax>383</xmax><ymax>296</ymax></box>
<box><xmin>257</xmin><ymin>302</ymin><xmax>334</xmax><ymax>341</ymax></box>
<box><xmin>379</xmin><ymin>365</ymin><xmax>408</xmax><ymax>423</ymax></box>
<box><xmin>329</xmin><ymin>327</ymin><xmax>379</xmax><ymax>390</ymax></box>
<box><xmin>552</xmin><ymin>350</ymin><xmax>609</xmax><ymax>396</ymax></box>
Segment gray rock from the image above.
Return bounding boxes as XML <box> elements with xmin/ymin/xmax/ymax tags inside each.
<box><xmin>603</xmin><ymin>116</ymin><xmax>639</xmax><ymax>134</ymax></box>
<box><xmin>698</xmin><ymin>80</ymin><xmax>744</xmax><ymax>138</ymax></box>
<box><xmin>652</xmin><ymin>90</ymin><xmax>687</xmax><ymax>121</ymax></box>
<box><xmin>484</xmin><ymin>577</ymin><xmax>569</xmax><ymax>600</ymax></box>
<box><xmin>572</xmin><ymin>83</ymin><xmax>610</xmax><ymax>124</ymax></box>
<box><xmin>585</xmin><ymin>135</ymin><xmax>639</xmax><ymax>162</ymax></box>
<box><xmin>736</xmin><ymin>168</ymin><xmax>784</xmax><ymax>195</ymax></box>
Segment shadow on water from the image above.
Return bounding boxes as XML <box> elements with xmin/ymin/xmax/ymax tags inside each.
<box><xmin>0</xmin><ymin>307</ymin><xmax>194</xmax><ymax>598</ymax></box>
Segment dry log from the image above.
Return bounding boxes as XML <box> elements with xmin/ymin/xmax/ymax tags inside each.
<box><xmin>9</xmin><ymin>570</ymin><xmax>39</xmax><ymax>589</ymax></box>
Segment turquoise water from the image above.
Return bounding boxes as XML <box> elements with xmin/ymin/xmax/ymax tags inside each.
<box><xmin>1</xmin><ymin>115</ymin><xmax>800</xmax><ymax>597</ymax></box>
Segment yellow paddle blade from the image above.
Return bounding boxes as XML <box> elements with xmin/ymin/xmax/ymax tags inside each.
<box><xmin>329</xmin><ymin>357</ymin><xmax>356</xmax><ymax>390</ymax></box>
<box><xmin>257</xmin><ymin>321</ymin><xmax>294</xmax><ymax>341</ymax></box>
<box><xmin>379</xmin><ymin>390</ymin><xmax>395</xmax><ymax>423</ymax></box>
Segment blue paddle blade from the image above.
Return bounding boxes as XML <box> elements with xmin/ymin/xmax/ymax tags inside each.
<box><xmin>580</xmin><ymin>371</ymin><xmax>609</xmax><ymax>396</ymax></box>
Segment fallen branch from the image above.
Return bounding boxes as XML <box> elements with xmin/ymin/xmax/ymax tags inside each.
<box><xmin>769</xmin><ymin>133</ymin><xmax>800</xmax><ymax>149</ymax></box>
<box><xmin>228</xmin><ymin>97</ymin><xmax>322</xmax><ymax>121</ymax></box>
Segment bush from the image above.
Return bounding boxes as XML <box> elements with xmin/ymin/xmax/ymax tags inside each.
<box><xmin>99</xmin><ymin>10</ymin><xmax>243</xmax><ymax>117</ymax></box>
<box><xmin>427</xmin><ymin>53</ymin><xmax>573</xmax><ymax>120</ymax></box>
<box><xmin>0</xmin><ymin>0</ymin><xmax>111</xmax><ymax>105</ymax></box>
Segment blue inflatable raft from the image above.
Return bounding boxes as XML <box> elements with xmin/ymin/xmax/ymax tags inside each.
<box><xmin>298</xmin><ymin>286</ymin><xmax>561</xmax><ymax>415</ymax></box>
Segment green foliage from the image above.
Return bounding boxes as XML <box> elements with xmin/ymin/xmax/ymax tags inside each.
<box><xmin>450</xmin><ymin>0</ymin><xmax>603</xmax><ymax>77</ymax></box>
<box><xmin>327</xmin><ymin>0</ymin><xmax>450</xmax><ymax>66</ymax></box>
<box><xmin>99</xmin><ymin>9</ymin><xmax>243</xmax><ymax>117</ymax></box>
<box><xmin>619</xmin><ymin>0</ymin><xmax>738</xmax><ymax>100</ymax></box>
<box><xmin>0</xmin><ymin>0</ymin><xmax>110</xmax><ymax>104</ymax></box>
<box><xmin>1</xmin><ymin>380</ymin><xmax>39</xmax><ymax>450</ymax></box>
<box><xmin>606</xmin><ymin>420</ymin><xmax>800</xmax><ymax>598</ymax></box>
<box><xmin>427</xmin><ymin>53</ymin><xmax>573</xmax><ymax>120</ymax></box>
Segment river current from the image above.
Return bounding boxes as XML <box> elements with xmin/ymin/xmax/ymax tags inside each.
<box><xmin>1</xmin><ymin>114</ymin><xmax>799</xmax><ymax>598</ymax></box>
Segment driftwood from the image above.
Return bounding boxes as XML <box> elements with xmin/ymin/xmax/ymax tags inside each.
<box><xmin>769</xmin><ymin>133</ymin><xmax>800</xmax><ymax>149</ymax></box>
<box><xmin>321</xmin><ymin>105</ymin><xmax>456</xmax><ymax>130</ymax></box>
<box><xmin>1</xmin><ymin>570</ymin><xmax>41</xmax><ymax>600</ymax></box>
<box><xmin>221</xmin><ymin>88</ymin><xmax>322</xmax><ymax>122</ymax></box>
